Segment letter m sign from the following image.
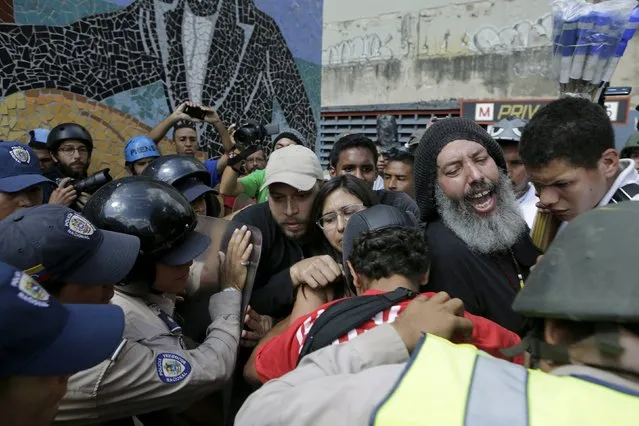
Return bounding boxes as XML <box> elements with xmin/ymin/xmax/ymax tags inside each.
<box><xmin>475</xmin><ymin>103</ymin><xmax>494</xmax><ymax>121</ymax></box>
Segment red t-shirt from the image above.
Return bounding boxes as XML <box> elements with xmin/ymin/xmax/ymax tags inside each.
<box><xmin>255</xmin><ymin>289</ymin><xmax>523</xmax><ymax>383</ymax></box>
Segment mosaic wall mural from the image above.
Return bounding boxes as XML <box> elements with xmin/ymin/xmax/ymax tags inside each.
<box><xmin>0</xmin><ymin>0</ymin><xmax>322</xmax><ymax>177</ymax></box>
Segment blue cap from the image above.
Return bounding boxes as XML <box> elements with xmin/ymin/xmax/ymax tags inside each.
<box><xmin>0</xmin><ymin>205</ymin><xmax>141</xmax><ymax>286</ymax></box>
<box><xmin>124</xmin><ymin>136</ymin><xmax>161</xmax><ymax>163</ymax></box>
<box><xmin>0</xmin><ymin>141</ymin><xmax>54</xmax><ymax>193</ymax></box>
<box><xmin>0</xmin><ymin>261</ymin><xmax>125</xmax><ymax>377</ymax></box>
<box><xmin>28</xmin><ymin>128</ymin><xmax>50</xmax><ymax>148</ymax></box>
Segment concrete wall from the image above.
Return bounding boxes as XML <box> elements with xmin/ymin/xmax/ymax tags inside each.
<box><xmin>322</xmin><ymin>0</ymin><xmax>639</xmax><ymax>108</ymax></box>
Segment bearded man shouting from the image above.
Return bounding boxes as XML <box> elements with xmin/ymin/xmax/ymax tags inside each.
<box><xmin>414</xmin><ymin>118</ymin><xmax>540</xmax><ymax>334</ymax></box>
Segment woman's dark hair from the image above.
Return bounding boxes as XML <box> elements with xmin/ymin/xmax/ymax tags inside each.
<box><xmin>307</xmin><ymin>175</ymin><xmax>377</xmax><ymax>299</ymax></box>
<box><xmin>310</xmin><ymin>174</ymin><xmax>377</xmax><ymax>259</ymax></box>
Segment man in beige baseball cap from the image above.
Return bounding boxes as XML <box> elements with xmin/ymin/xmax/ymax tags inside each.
<box><xmin>233</xmin><ymin>144</ymin><xmax>336</xmax><ymax>319</ymax></box>
<box><xmin>260</xmin><ymin>145</ymin><xmax>325</xmax><ymax>192</ymax></box>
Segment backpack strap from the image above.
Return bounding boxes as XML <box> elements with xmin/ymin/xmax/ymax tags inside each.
<box><xmin>609</xmin><ymin>183</ymin><xmax>639</xmax><ymax>204</ymax></box>
<box><xmin>297</xmin><ymin>287</ymin><xmax>418</xmax><ymax>365</ymax></box>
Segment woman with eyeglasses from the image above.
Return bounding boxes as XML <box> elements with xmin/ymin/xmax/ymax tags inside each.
<box><xmin>242</xmin><ymin>175</ymin><xmax>377</xmax><ymax>380</ymax></box>
<box><xmin>311</xmin><ymin>175</ymin><xmax>376</xmax><ymax>259</ymax></box>
<box><xmin>288</xmin><ymin>175</ymin><xmax>377</xmax><ymax>320</ymax></box>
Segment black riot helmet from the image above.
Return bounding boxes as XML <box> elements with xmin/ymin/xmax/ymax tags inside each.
<box><xmin>82</xmin><ymin>176</ymin><xmax>211</xmax><ymax>292</ymax></box>
<box><xmin>47</xmin><ymin>123</ymin><xmax>94</xmax><ymax>153</ymax></box>
<box><xmin>141</xmin><ymin>154</ymin><xmax>210</xmax><ymax>186</ymax></box>
<box><xmin>141</xmin><ymin>154</ymin><xmax>220</xmax><ymax>216</ymax></box>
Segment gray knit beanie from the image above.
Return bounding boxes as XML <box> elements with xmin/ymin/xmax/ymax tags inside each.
<box><xmin>414</xmin><ymin>118</ymin><xmax>507</xmax><ymax>222</ymax></box>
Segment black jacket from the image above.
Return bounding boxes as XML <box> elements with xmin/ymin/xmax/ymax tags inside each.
<box><xmin>424</xmin><ymin>219</ymin><xmax>540</xmax><ymax>334</ymax></box>
<box><xmin>232</xmin><ymin>202</ymin><xmax>315</xmax><ymax>318</ymax></box>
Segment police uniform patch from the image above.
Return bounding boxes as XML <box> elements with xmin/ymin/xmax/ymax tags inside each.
<box><xmin>10</xmin><ymin>271</ymin><xmax>50</xmax><ymax>307</ymax></box>
<box><xmin>156</xmin><ymin>353</ymin><xmax>191</xmax><ymax>383</ymax></box>
<box><xmin>9</xmin><ymin>146</ymin><xmax>31</xmax><ymax>164</ymax></box>
<box><xmin>64</xmin><ymin>213</ymin><xmax>96</xmax><ymax>240</ymax></box>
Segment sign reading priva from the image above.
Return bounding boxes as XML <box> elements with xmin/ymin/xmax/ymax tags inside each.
<box><xmin>461</xmin><ymin>98</ymin><xmax>631</xmax><ymax>125</ymax></box>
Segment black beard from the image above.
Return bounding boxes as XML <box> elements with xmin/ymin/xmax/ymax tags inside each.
<box><xmin>435</xmin><ymin>173</ymin><xmax>527</xmax><ymax>254</ymax></box>
<box><xmin>58</xmin><ymin>162</ymin><xmax>88</xmax><ymax>180</ymax></box>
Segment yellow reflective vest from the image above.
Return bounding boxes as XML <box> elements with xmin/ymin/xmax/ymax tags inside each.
<box><xmin>372</xmin><ymin>334</ymin><xmax>639</xmax><ymax>426</ymax></box>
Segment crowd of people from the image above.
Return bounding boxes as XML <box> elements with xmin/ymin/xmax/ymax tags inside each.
<box><xmin>1</xmin><ymin>94</ymin><xmax>639</xmax><ymax>426</ymax></box>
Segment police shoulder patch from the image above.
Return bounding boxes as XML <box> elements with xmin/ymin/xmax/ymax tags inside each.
<box><xmin>156</xmin><ymin>353</ymin><xmax>191</xmax><ymax>384</ymax></box>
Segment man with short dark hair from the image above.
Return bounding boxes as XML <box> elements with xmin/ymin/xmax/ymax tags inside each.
<box><xmin>383</xmin><ymin>150</ymin><xmax>415</xmax><ymax>199</ymax></box>
<box><xmin>520</xmin><ymin>97</ymin><xmax>639</xmax><ymax>229</ymax></box>
<box><xmin>414</xmin><ymin>118</ymin><xmax>539</xmax><ymax>333</ymax></box>
<box><xmin>233</xmin><ymin>145</ymin><xmax>337</xmax><ymax>318</ymax></box>
<box><xmin>329</xmin><ymin>134</ymin><xmax>420</xmax><ymax>220</ymax></box>
<box><xmin>148</xmin><ymin>102</ymin><xmax>234</xmax><ymax>187</ymax></box>
<box><xmin>172</xmin><ymin>121</ymin><xmax>199</xmax><ymax>156</ymax></box>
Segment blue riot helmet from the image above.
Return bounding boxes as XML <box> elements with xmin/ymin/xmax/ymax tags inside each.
<box><xmin>124</xmin><ymin>136</ymin><xmax>161</xmax><ymax>165</ymax></box>
<box><xmin>28</xmin><ymin>128</ymin><xmax>50</xmax><ymax>149</ymax></box>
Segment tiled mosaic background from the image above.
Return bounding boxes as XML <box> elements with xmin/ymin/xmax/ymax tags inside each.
<box><xmin>0</xmin><ymin>0</ymin><xmax>322</xmax><ymax>177</ymax></box>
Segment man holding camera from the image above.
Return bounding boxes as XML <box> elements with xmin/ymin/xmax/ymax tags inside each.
<box><xmin>149</xmin><ymin>101</ymin><xmax>234</xmax><ymax>188</ymax></box>
<box><xmin>43</xmin><ymin>123</ymin><xmax>99</xmax><ymax>210</ymax></box>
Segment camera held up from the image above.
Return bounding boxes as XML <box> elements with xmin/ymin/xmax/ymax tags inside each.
<box><xmin>233</xmin><ymin>120</ymin><xmax>280</xmax><ymax>151</ymax></box>
<box><xmin>57</xmin><ymin>168</ymin><xmax>113</xmax><ymax>194</ymax></box>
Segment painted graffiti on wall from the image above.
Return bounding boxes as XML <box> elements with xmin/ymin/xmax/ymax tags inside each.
<box><xmin>324</xmin><ymin>33</ymin><xmax>395</xmax><ymax>64</ymax></box>
<box><xmin>323</xmin><ymin>13</ymin><xmax>413</xmax><ymax>65</ymax></box>
<box><xmin>468</xmin><ymin>14</ymin><xmax>552</xmax><ymax>53</ymax></box>
<box><xmin>323</xmin><ymin>6</ymin><xmax>553</xmax><ymax>66</ymax></box>
<box><xmin>0</xmin><ymin>0</ymin><xmax>321</xmax><ymax>176</ymax></box>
